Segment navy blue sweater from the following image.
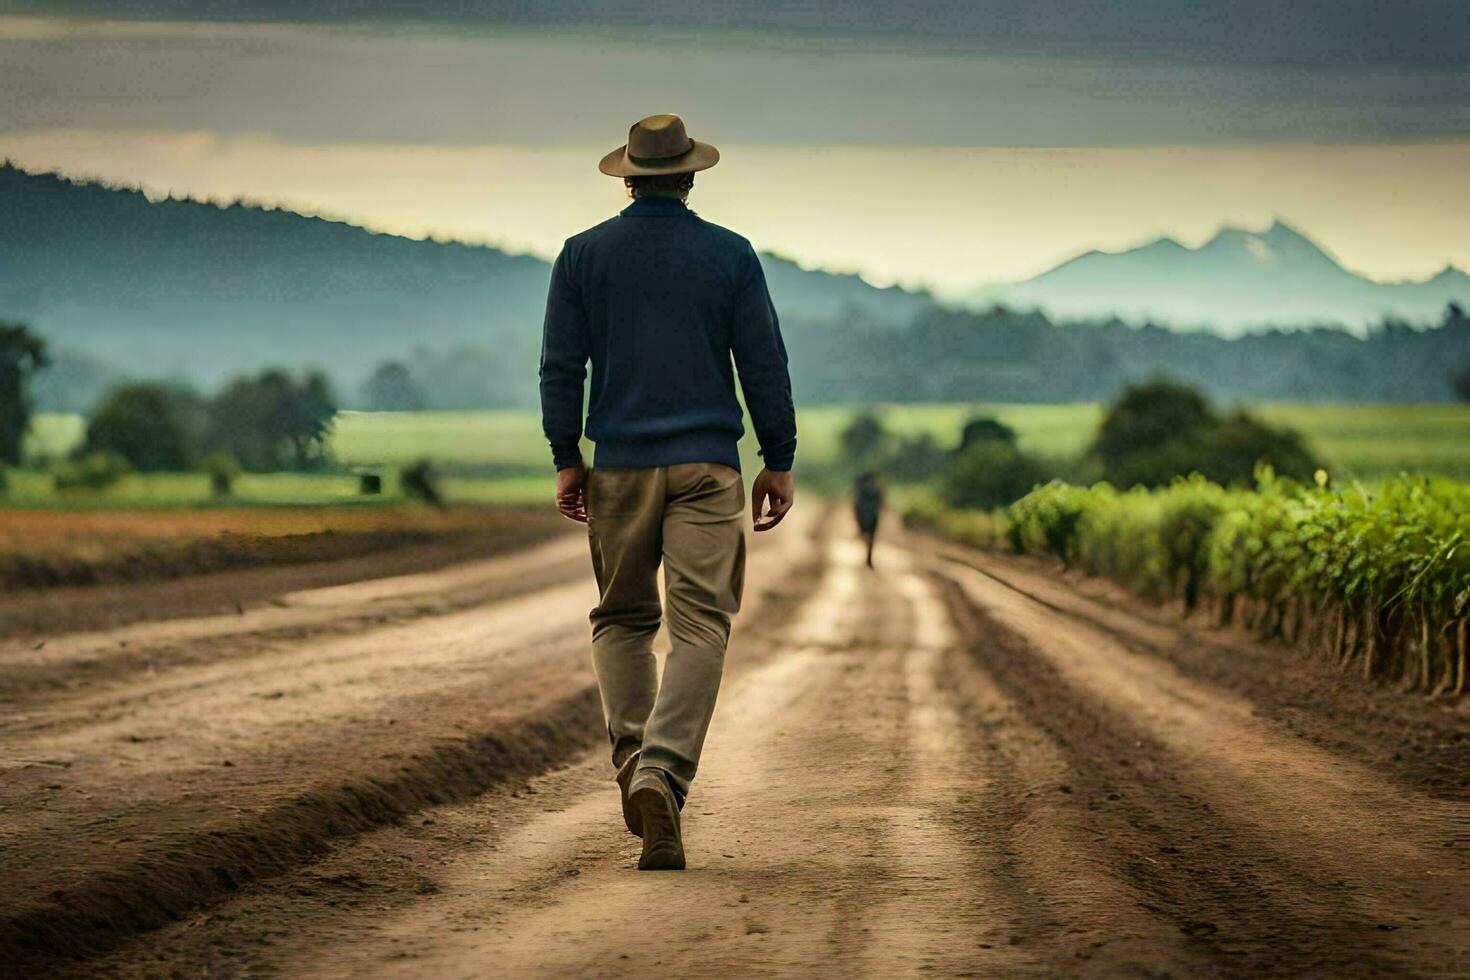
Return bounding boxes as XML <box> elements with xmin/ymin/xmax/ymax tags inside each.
<box><xmin>539</xmin><ymin>196</ymin><xmax>797</xmax><ymax>473</ymax></box>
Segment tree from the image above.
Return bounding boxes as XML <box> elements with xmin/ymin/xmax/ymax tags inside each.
<box><xmin>1203</xmin><ymin>412</ymin><xmax>1318</xmax><ymax>484</ymax></box>
<box><xmin>1445</xmin><ymin>302</ymin><xmax>1467</xmax><ymax>331</ymax></box>
<box><xmin>284</xmin><ymin>371</ymin><xmax>336</xmax><ymax>469</ymax></box>
<box><xmin>203</xmin><ymin>450</ymin><xmax>241</xmax><ymax>497</ymax></box>
<box><xmin>82</xmin><ymin>383</ymin><xmax>204</xmax><ymax>471</ymax></box>
<box><xmin>940</xmin><ymin>440</ymin><xmax>1049</xmax><ymax>510</ymax></box>
<box><xmin>838</xmin><ymin>410</ymin><xmax>890</xmax><ymax>464</ymax></box>
<box><xmin>1091</xmin><ymin>378</ymin><xmax>1214</xmax><ymax>473</ymax></box>
<box><xmin>206</xmin><ymin>369</ymin><xmax>337</xmax><ymax>471</ymax></box>
<box><xmin>1453</xmin><ymin>361</ymin><xmax>1470</xmax><ymax>402</ymax></box>
<box><xmin>886</xmin><ymin>432</ymin><xmax>949</xmax><ymax>480</ymax></box>
<box><xmin>401</xmin><ymin>458</ymin><xmax>444</xmax><ymax>507</ymax></box>
<box><xmin>361</xmin><ymin>360</ymin><xmax>427</xmax><ymax>411</ymax></box>
<box><xmin>1090</xmin><ymin>379</ymin><xmax>1318</xmax><ymax>488</ymax></box>
<box><xmin>956</xmin><ymin>416</ymin><xmax>1017</xmax><ymax>453</ymax></box>
<box><xmin>0</xmin><ymin>321</ymin><xmax>48</xmax><ymax>465</ymax></box>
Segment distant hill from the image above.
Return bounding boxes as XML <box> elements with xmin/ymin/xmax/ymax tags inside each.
<box><xmin>0</xmin><ymin>163</ymin><xmax>929</xmax><ymax>409</ymax></box>
<box><xmin>964</xmin><ymin>221</ymin><xmax>1470</xmax><ymax>337</ymax></box>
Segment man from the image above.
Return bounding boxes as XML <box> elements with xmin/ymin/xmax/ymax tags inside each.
<box><xmin>539</xmin><ymin>113</ymin><xmax>797</xmax><ymax>871</ymax></box>
<box><xmin>853</xmin><ymin>471</ymin><xmax>884</xmax><ymax>569</ymax></box>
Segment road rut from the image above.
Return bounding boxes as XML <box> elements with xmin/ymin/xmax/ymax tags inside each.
<box><xmin>5</xmin><ymin>513</ymin><xmax>1465</xmax><ymax>977</ymax></box>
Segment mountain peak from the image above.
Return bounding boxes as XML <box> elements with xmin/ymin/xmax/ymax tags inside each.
<box><xmin>970</xmin><ymin>216</ymin><xmax>1469</xmax><ymax>334</ymax></box>
<box><xmin>1260</xmin><ymin>218</ymin><xmax>1313</xmax><ymax>246</ymax></box>
<box><xmin>1141</xmin><ymin>236</ymin><xmax>1187</xmax><ymax>252</ymax></box>
<box><xmin>1200</xmin><ymin>218</ymin><xmax>1332</xmax><ymax>265</ymax></box>
<box><xmin>1428</xmin><ymin>264</ymin><xmax>1470</xmax><ymax>283</ymax></box>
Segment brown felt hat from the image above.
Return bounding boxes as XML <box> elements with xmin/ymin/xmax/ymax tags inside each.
<box><xmin>599</xmin><ymin>113</ymin><xmax>720</xmax><ymax>177</ymax></box>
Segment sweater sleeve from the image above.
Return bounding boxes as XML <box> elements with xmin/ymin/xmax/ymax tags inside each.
<box><xmin>539</xmin><ymin>247</ymin><xmax>590</xmax><ymax>470</ymax></box>
<box><xmin>731</xmin><ymin>246</ymin><xmax>798</xmax><ymax>471</ymax></box>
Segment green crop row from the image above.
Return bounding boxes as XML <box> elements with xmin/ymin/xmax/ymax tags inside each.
<box><xmin>919</xmin><ymin>470</ymin><xmax>1470</xmax><ymax>694</ymax></box>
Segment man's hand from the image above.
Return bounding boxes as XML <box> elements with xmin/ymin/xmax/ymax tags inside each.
<box><xmin>555</xmin><ymin>465</ymin><xmax>588</xmax><ymax>523</ymax></box>
<box><xmin>751</xmin><ymin>467</ymin><xmax>794</xmax><ymax>532</ymax></box>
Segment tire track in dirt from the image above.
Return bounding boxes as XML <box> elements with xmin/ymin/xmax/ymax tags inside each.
<box><xmin>933</xmin><ymin>542</ymin><xmax>1470</xmax><ymax>803</ymax></box>
<box><xmin>891</xmin><ymin>569</ymin><xmax>1221</xmax><ymax>977</ymax></box>
<box><xmin>0</xmin><ymin>532</ymin><xmax>591</xmax><ymax>704</ymax></box>
<box><xmin>0</xmin><ymin>687</ymin><xmax>604</xmax><ymax>973</ymax></box>
<box><xmin>15</xmin><ymin>514</ymin><xmax>1468</xmax><ymax>977</ymax></box>
<box><xmin>91</xmin><ymin>534</ymin><xmax>1051</xmax><ymax>978</ymax></box>
<box><xmin>271</xmin><ymin>535</ymin><xmax>885</xmax><ymax>978</ymax></box>
<box><xmin>0</xmin><ymin>511</ymin><xmax>819</xmax><ymax>971</ymax></box>
<box><xmin>52</xmin><ymin>515</ymin><xmax>835</xmax><ymax>978</ymax></box>
<box><xmin>141</xmin><ymin>532</ymin><xmax>1210</xmax><ymax>979</ymax></box>
<box><xmin>929</xmin><ymin>554</ymin><xmax>1469</xmax><ymax>975</ymax></box>
<box><xmin>0</xmin><ymin>515</ymin><xmax>572</xmax><ymax>638</ymax></box>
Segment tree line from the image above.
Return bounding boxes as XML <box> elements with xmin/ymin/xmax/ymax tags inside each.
<box><xmin>786</xmin><ymin>302</ymin><xmax>1470</xmax><ymax>406</ymax></box>
<box><xmin>348</xmin><ymin>302</ymin><xmax>1470</xmax><ymax>412</ymax></box>
<box><xmin>28</xmin><ymin>304</ymin><xmax>1470</xmax><ymax>417</ymax></box>
<box><xmin>4</xmin><ymin>309</ymin><xmax>1469</xmax><ymax>490</ymax></box>
<box><xmin>0</xmin><ymin>320</ymin><xmax>335</xmax><ymax>486</ymax></box>
<box><xmin>78</xmin><ymin>371</ymin><xmax>336</xmax><ymax>474</ymax></box>
<box><xmin>842</xmin><ymin>378</ymin><xmax>1322</xmax><ymax>511</ymax></box>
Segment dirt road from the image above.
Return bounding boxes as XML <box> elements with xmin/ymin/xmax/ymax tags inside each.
<box><xmin>2</xmin><ymin>508</ymin><xmax>1466</xmax><ymax>977</ymax></box>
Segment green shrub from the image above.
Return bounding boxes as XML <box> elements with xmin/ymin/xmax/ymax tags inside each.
<box><xmin>1005</xmin><ymin>480</ymin><xmax>1094</xmax><ymax>566</ymax></box>
<box><xmin>83</xmin><ymin>383</ymin><xmax>204</xmax><ymax>472</ymax></box>
<box><xmin>1092</xmin><ymin>378</ymin><xmax>1213</xmax><ymax>474</ymax></box>
<box><xmin>401</xmin><ymin>458</ymin><xmax>444</xmax><ymax>507</ymax></box>
<box><xmin>903</xmin><ymin>492</ymin><xmax>1011</xmax><ymax>550</ymax></box>
<box><xmin>940</xmin><ymin>440</ymin><xmax>1049</xmax><ymax>510</ymax></box>
<box><xmin>991</xmin><ymin>471</ymin><xmax>1470</xmax><ymax>692</ymax></box>
<box><xmin>956</xmin><ymin>416</ymin><xmax>1018</xmax><ymax>452</ymax></box>
<box><xmin>838</xmin><ymin>410</ymin><xmax>891</xmax><ymax>466</ymax></box>
<box><xmin>1091</xmin><ymin>379</ymin><xmax>1319</xmax><ymax>487</ymax></box>
<box><xmin>54</xmin><ymin>450</ymin><xmax>133</xmax><ymax>492</ymax></box>
<box><xmin>886</xmin><ymin>432</ymin><xmax>949</xmax><ymax>480</ymax></box>
<box><xmin>203</xmin><ymin>450</ymin><xmax>241</xmax><ymax>497</ymax></box>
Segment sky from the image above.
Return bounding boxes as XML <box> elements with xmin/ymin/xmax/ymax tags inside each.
<box><xmin>2</xmin><ymin>4</ymin><xmax>1468</xmax><ymax>293</ymax></box>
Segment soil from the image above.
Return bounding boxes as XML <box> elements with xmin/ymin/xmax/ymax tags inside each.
<box><xmin>1</xmin><ymin>510</ymin><xmax>1465</xmax><ymax>977</ymax></box>
<box><xmin>0</xmin><ymin>505</ymin><xmax>565</xmax><ymax>594</ymax></box>
<box><xmin>0</xmin><ymin>506</ymin><xmax>566</xmax><ymax>636</ymax></box>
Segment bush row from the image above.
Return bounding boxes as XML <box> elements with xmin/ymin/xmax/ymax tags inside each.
<box><xmin>917</xmin><ymin>470</ymin><xmax>1470</xmax><ymax>694</ymax></box>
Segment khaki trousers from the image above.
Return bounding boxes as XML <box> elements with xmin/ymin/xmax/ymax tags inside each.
<box><xmin>586</xmin><ymin>463</ymin><xmax>746</xmax><ymax>804</ymax></box>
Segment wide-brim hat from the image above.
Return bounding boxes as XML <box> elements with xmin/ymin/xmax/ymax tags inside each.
<box><xmin>599</xmin><ymin>113</ymin><xmax>720</xmax><ymax>177</ymax></box>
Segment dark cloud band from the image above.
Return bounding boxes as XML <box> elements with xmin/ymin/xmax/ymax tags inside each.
<box><xmin>3</xmin><ymin>0</ymin><xmax>1468</xmax><ymax>68</ymax></box>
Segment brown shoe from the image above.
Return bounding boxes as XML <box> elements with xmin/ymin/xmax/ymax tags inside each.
<box><xmin>615</xmin><ymin>752</ymin><xmax>642</xmax><ymax>838</ymax></box>
<box><xmin>627</xmin><ymin>769</ymin><xmax>685</xmax><ymax>871</ymax></box>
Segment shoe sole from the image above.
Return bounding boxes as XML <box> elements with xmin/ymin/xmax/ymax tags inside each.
<box><xmin>616</xmin><ymin>756</ymin><xmax>642</xmax><ymax>838</ymax></box>
<box><xmin>631</xmin><ymin>785</ymin><xmax>685</xmax><ymax>871</ymax></box>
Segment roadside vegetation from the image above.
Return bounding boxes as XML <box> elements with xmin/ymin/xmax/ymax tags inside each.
<box><xmin>9</xmin><ymin>399</ymin><xmax>1470</xmax><ymax>507</ymax></box>
<box><xmin>903</xmin><ymin>381</ymin><xmax>1470</xmax><ymax>694</ymax></box>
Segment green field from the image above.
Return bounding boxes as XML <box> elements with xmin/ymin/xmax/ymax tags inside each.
<box><xmin>14</xmin><ymin>402</ymin><xmax>1470</xmax><ymax>507</ymax></box>
<box><xmin>332</xmin><ymin>403</ymin><xmax>1470</xmax><ymax>478</ymax></box>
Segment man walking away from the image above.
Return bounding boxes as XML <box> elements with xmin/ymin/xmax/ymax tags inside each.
<box><xmin>539</xmin><ymin>113</ymin><xmax>798</xmax><ymax>871</ymax></box>
<box><xmin>853</xmin><ymin>471</ymin><xmax>884</xmax><ymax>568</ymax></box>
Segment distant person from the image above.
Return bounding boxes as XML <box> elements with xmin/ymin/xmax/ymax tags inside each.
<box><xmin>853</xmin><ymin>471</ymin><xmax>884</xmax><ymax>568</ymax></box>
<box><xmin>540</xmin><ymin>114</ymin><xmax>797</xmax><ymax>871</ymax></box>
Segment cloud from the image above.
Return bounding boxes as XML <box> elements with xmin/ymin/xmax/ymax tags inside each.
<box><xmin>1</xmin><ymin>17</ymin><xmax>1467</xmax><ymax>147</ymax></box>
<box><xmin>4</xmin><ymin>2</ymin><xmax>1468</xmax><ymax>68</ymax></box>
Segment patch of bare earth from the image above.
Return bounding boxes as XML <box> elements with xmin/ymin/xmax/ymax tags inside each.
<box><xmin>928</xmin><ymin>541</ymin><xmax>1467</xmax><ymax>976</ymax></box>
<box><xmin>0</xmin><ymin>506</ymin><xmax>819</xmax><ymax>973</ymax></box>
<box><xmin>930</xmin><ymin>540</ymin><xmax>1470</xmax><ymax>803</ymax></box>
<box><xmin>0</xmin><ymin>505</ymin><xmax>570</xmax><ymax>636</ymax></box>
<box><xmin>5</xmin><ymin>512</ymin><xmax>1466</xmax><ymax>977</ymax></box>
